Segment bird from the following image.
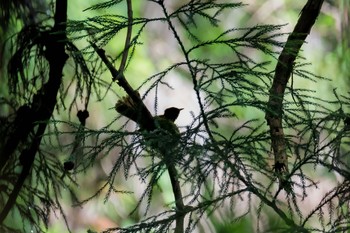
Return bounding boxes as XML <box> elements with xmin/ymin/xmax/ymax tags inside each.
<box><xmin>115</xmin><ymin>93</ymin><xmax>183</xmax><ymax>134</ymax></box>
<box><xmin>115</xmin><ymin>95</ymin><xmax>183</xmax><ymax>154</ymax></box>
<box><xmin>115</xmin><ymin>94</ymin><xmax>182</xmax><ymax>131</ymax></box>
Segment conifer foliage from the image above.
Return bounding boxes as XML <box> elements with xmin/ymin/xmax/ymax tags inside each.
<box><xmin>1</xmin><ymin>0</ymin><xmax>350</xmax><ymax>232</ymax></box>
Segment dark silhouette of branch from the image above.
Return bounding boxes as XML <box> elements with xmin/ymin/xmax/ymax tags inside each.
<box><xmin>90</xmin><ymin>3</ymin><xmax>187</xmax><ymax>231</ymax></box>
<box><xmin>91</xmin><ymin>42</ymin><xmax>187</xmax><ymax>233</ymax></box>
<box><xmin>266</xmin><ymin>0</ymin><xmax>324</xmax><ymax>190</ymax></box>
<box><xmin>166</xmin><ymin>162</ymin><xmax>185</xmax><ymax>233</ymax></box>
<box><xmin>0</xmin><ymin>0</ymin><xmax>68</xmax><ymax>224</ymax></box>
<box><xmin>90</xmin><ymin>42</ymin><xmax>155</xmax><ymax>131</ymax></box>
<box><xmin>0</xmin><ymin>105</ymin><xmax>34</xmax><ymax>171</ymax></box>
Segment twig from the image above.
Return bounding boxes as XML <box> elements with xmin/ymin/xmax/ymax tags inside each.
<box><xmin>265</xmin><ymin>0</ymin><xmax>324</xmax><ymax>189</ymax></box>
<box><xmin>115</xmin><ymin>0</ymin><xmax>133</xmax><ymax>81</ymax></box>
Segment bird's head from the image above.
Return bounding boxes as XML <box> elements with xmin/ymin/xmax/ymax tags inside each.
<box><xmin>163</xmin><ymin>107</ymin><xmax>183</xmax><ymax>122</ymax></box>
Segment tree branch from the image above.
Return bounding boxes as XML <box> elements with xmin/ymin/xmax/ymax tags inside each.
<box><xmin>166</xmin><ymin>162</ymin><xmax>185</xmax><ymax>233</ymax></box>
<box><xmin>0</xmin><ymin>0</ymin><xmax>68</xmax><ymax>223</ymax></box>
<box><xmin>90</xmin><ymin>3</ymin><xmax>186</xmax><ymax>231</ymax></box>
<box><xmin>265</xmin><ymin>0</ymin><xmax>324</xmax><ymax>189</ymax></box>
<box><xmin>90</xmin><ymin>42</ymin><xmax>155</xmax><ymax>131</ymax></box>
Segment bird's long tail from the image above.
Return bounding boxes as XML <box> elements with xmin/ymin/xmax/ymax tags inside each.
<box><xmin>115</xmin><ymin>92</ymin><xmax>141</xmax><ymax>123</ymax></box>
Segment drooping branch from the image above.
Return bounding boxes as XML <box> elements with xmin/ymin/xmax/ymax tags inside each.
<box><xmin>266</xmin><ymin>0</ymin><xmax>324</xmax><ymax>190</ymax></box>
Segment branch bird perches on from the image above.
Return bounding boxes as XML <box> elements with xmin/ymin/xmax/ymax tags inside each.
<box><xmin>91</xmin><ymin>41</ymin><xmax>187</xmax><ymax>233</ymax></box>
<box><xmin>89</xmin><ymin>2</ymin><xmax>186</xmax><ymax>232</ymax></box>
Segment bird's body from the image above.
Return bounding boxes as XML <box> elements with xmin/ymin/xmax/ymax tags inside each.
<box><xmin>154</xmin><ymin>115</ymin><xmax>180</xmax><ymax>134</ymax></box>
<box><xmin>154</xmin><ymin>107</ymin><xmax>183</xmax><ymax>134</ymax></box>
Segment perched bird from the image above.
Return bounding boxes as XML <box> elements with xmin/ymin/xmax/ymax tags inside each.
<box><xmin>115</xmin><ymin>94</ymin><xmax>182</xmax><ymax>131</ymax></box>
<box><xmin>115</xmin><ymin>95</ymin><xmax>183</xmax><ymax>154</ymax></box>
